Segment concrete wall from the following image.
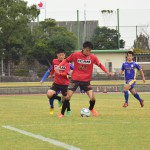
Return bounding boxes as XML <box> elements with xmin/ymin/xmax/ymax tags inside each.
<box><xmin>0</xmin><ymin>85</ymin><xmax>150</xmax><ymax>95</ymax></box>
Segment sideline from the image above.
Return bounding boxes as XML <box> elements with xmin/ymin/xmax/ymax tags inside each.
<box><xmin>2</xmin><ymin>125</ymin><xmax>81</xmax><ymax>150</ymax></box>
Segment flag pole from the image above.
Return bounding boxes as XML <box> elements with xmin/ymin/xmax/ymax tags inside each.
<box><xmin>45</xmin><ymin>0</ymin><xmax>46</xmax><ymax>19</ymax></box>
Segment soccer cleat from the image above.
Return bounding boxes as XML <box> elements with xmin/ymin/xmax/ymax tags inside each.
<box><xmin>66</xmin><ymin>110</ymin><xmax>71</xmax><ymax>116</ymax></box>
<box><xmin>90</xmin><ymin>109</ymin><xmax>99</xmax><ymax>116</ymax></box>
<box><xmin>49</xmin><ymin>108</ymin><xmax>54</xmax><ymax>115</ymax></box>
<box><xmin>58</xmin><ymin>114</ymin><xmax>64</xmax><ymax>118</ymax></box>
<box><xmin>140</xmin><ymin>99</ymin><xmax>144</xmax><ymax>107</ymax></box>
<box><xmin>123</xmin><ymin>103</ymin><xmax>128</xmax><ymax>108</ymax></box>
<box><xmin>58</xmin><ymin>100</ymin><xmax>63</xmax><ymax>108</ymax></box>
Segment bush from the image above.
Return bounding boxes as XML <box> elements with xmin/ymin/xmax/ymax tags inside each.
<box><xmin>13</xmin><ymin>69</ymin><xmax>29</xmax><ymax>76</ymax></box>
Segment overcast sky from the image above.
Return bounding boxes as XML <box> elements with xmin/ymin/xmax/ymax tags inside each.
<box><xmin>25</xmin><ymin>0</ymin><xmax>150</xmax><ymax>48</ymax></box>
<box><xmin>25</xmin><ymin>0</ymin><xmax>150</xmax><ymax>11</ymax></box>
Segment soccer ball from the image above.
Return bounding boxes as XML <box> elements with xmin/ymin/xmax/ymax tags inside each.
<box><xmin>80</xmin><ymin>108</ymin><xmax>90</xmax><ymax>117</ymax></box>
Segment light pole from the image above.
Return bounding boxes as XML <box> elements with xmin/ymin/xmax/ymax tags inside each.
<box><xmin>0</xmin><ymin>27</ymin><xmax>5</xmax><ymax>76</ymax></box>
<box><xmin>77</xmin><ymin>10</ymin><xmax>80</xmax><ymax>50</ymax></box>
<box><xmin>1</xmin><ymin>56</ymin><xmax>4</xmax><ymax>76</ymax></box>
<box><xmin>117</xmin><ymin>9</ymin><xmax>120</xmax><ymax>49</ymax></box>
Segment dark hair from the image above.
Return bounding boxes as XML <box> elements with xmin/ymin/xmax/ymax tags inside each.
<box><xmin>56</xmin><ymin>48</ymin><xmax>65</xmax><ymax>54</ymax></box>
<box><xmin>83</xmin><ymin>41</ymin><xmax>93</xmax><ymax>49</ymax></box>
<box><xmin>127</xmin><ymin>51</ymin><xmax>134</xmax><ymax>56</ymax></box>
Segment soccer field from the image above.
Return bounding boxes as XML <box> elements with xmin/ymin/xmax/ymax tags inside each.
<box><xmin>0</xmin><ymin>93</ymin><xmax>150</xmax><ymax>150</ymax></box>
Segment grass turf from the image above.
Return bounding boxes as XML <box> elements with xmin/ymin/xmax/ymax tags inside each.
<box><xmin>0</xmin><ymin>93</ymin><xmax>150</xmax><ymax>150</ymax></box>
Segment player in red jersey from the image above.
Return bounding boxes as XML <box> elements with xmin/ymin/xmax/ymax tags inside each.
<box><xmin>55</xmin><ymin>41</ymin><xmax>113</xmax><ymax>118</ymax></box>
<box><xmin>47</xmin><ymin>49</ymin><xmax>71</xmax><ymax>115</ymax></box>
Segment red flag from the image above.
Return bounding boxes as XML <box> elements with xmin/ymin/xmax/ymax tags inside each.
<box><xmin>37</xmin><ymin>1</ymin><xmax>45</xmax><ymax>9</ymax></box>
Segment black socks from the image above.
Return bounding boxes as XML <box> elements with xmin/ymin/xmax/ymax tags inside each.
<box><xmin>61</xmin><ymin>100</ymin><xmax>69</xmax><ymax>115</ymax></box>
<box><xmin>51</xmin><ymin>94</ymin><xmax>61</xmax><ymax>101</ymax></box>
<box><xmin>89</xmin><ymin>100</ymin><xmax>95</xmax><ymax>110</ymax></box>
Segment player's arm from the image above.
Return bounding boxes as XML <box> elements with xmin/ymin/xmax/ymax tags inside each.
<box><xmin>119</xmin><ymin>70</ymin><xmax>124</xmax><ymax>74</ymax></box>
<box><xmin>48</xmin><ymin>62</ymin><xmax>54</xmax><ymax>78</ymax></box>
<box><xmin>56</xmin><ymin>63</ymin><xmax>70</xmax><ymax>76</ymax></box>
<box><xmin>40</xmin><ymin>66</ymin><xmax>52</xmax><ymax>84</ymax></box>
<box><xmin>48</xmin><ymin>68</ymin><xmax>54</xmax><ymax>78</ymax></box>
<box><xmin>40</xmin><ymin>70</ymin><xmax>50</xmax><ymax>83</ymax></box>
<box><xmin>118</xmin><ymin>63</ymin><xmax>124</xmax><ymax>75</ymax></box>
<box><xmin>136</xmin><ymin>63</ymin><xmax>145</xmax><ymax>83</ymax></box>
<box><xmin>139</xmin><ymin>69</ymin><xmax>145</xmax><ymax>83</ymax></box>
<box><xmin>99</xmin><ymin>63</ymin><xmax>113</xmax><ymax>76</ymax></box>
<box><xmin>55</xmin><ymin>59</ymin><xmax>67</xmax><ymax>74</ymax></box>
<box><xmin>55</xmin><ymin>53</ymin><xmax>74</xmax><ymax>73</ymax></box>
<box><xmin>94</xmin><ymin>57</ymin><xmax>113</xmax><ymax>76</ymax></box>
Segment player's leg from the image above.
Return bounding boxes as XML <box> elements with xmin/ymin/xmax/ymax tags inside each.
<box><xmin>123</xmin><ymin>83</ymin><xmax>131</xmax><ymax>107</ymax></box>
<box><xmin>47</xmin><ymin>83</ymin><xmax>57</xmax><ymax>114</ymax></box>
<box><xmin>129</xmin><ymin>88</ymin><xmax>144</xmax><ymax>107</ymax></box>
<box><xmin>86</xmin><ymin>90</ymin><xmax>98</xmax><ymax>116</ymax></box>
<box><xmin>52</xmin><ymin>90</ymin><xmax>62</xmax><ymax>108</ymax></box>
<box><xmin>49</xmin><ymin>92</ymin><xmax>62</xmax><ymax>109</ymax></box>
<box><xmin>53</xmin><ymin>92</ymin><xmax>61</xmax><ymax>102</ymax></box>
<box><xmin>47</xmin><ymin>89</ymin><xmax>56</xmax><ymax>99</ymax></box>
<box><xmin>58</xmin><ymin>90</ymin><xmax>75</xmax><ymax>118</ymax></box>
<box><xmin>49</xmin><ymin>98</ymin><xmax>54</xmax><ymax>114</ymax></box>
<box><xmin>80</xmin><ymin>81</ymin><xmax>98</xmax><ymax>116</ymax></box>
<box><xmin>58</xmin><ymin>80</ymin><xmax>78</xmax><ymax>118</ymax></box>
<box><xmin>63</xmin><ymin>89</ymin><xmax>74</xmax><ymax>116</ymax></box>
<box><xmin>60</xmin><ymin>85</ymin><xmax>71</xmax><ymax>116</ymax></box>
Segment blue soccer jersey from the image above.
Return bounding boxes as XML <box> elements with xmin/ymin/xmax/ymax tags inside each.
<box><xmin>121</xmin><ymin>61</ymin><xmax>141</xmax><ymax>81</ymax></box>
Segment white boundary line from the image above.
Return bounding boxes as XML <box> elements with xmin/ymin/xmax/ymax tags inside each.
<box><xmin>2</xmin><ymin>125</ymin><xmax>81</xmax><ymax>150</ymax></box>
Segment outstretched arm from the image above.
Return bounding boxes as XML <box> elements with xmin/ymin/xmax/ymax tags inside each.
<box><xmin>40</xmin><ymin>66</ymin><xmax>52</xmax><ymax>84</ymax></box>
<box><xmin>119</xmin><ymin>70</ymin><xmax>124</xmax><ymax>75</ymax></box>
<box><xmin>98</xmin><ymin>63</ymin><xmax>114</xmax><ymax>76</ymax></box>
<box><xmin>94</xmin><ymin>56</ymin><xmax>113</xmax><ymax>76</ymax></box>
<box><xmin>139</xmin><ymin>69</ymin><xmax>145</xmax><ymax>83</ymax></box>
<box><xmin>40</xmin><ymin>70</ymin><xmax>50</xmax><ymax>84</ymax></box>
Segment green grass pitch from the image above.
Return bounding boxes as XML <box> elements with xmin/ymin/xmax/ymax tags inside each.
<box><xmin>0</xmin><ymin>93</ymin><xmax>150</xmax><ymax>150</ymax></box>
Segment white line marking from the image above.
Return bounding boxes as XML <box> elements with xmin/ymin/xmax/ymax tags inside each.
<box><xmin>7</xmin><ymin>121</ymin><xmax>131</xmax><ymax>127</ymax></box>
<box><xmin>2</xmin><ymin>125</ymin><xmax>81</xmax><ymax>150</ymax></box>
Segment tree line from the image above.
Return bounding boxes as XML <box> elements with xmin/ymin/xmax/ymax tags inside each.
<box><xmin>0</xmin><ymin>0</ymin><xmax>149</xmax><ymax>76</ymax></box>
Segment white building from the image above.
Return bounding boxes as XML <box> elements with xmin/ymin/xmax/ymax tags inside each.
<box><xmin>92</xmin><ymin>50</ymin><xmax>129</xmax><ymax>73</ymax></box>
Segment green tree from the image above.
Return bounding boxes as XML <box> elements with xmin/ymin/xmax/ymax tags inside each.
<box><xmin>133</xmin><ymin>33</ymin><xmax>150</xmax><ymax>50</ymax></box>
<box><xmin>0</xmin><ymin>0</ymin><xmax>38</xmax><ymax>76</ymax></box>
<box><xmin>91</xmin><ymin>26</ymin><xmax>125</xmax><ymax>50</ymax></box>
<box><xmin>28</xmin><ymin>19</ymin><xmax>77</xmax><ymax>66</ymax></box>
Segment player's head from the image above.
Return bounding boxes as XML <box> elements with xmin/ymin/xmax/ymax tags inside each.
<box><xmin>82</xmin><ymin>41</ymin><xmax>93</xmax><ymax>56</ymax></box>
<box><xmin>56</xmin><ymin>49</ymin><xmax>66</xmax><ymax>61</ymax></box>
<box><xmin>127</xmin><ymin>51</ymin><xmax>134</xmax><ymax>62</ymax></box>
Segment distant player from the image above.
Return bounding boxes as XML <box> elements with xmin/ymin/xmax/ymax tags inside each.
<box><xmin>46</xmin><ymin>48</ymin><xmax>72</xmax><ymax>115</ymax></box>
<box><xmin>119</xmin><ymin>51</ymin><xmax>145</xmax><ymax>108</ymax></box>
<box><xmin>55</xmin><ymin>41</ymin><xmax>113</xmax><ymax>118</ymax></box>
<box><xmin>40</xmin><ymin>63</ymin><xmax>74</xmax><ymax>114</ymax></box>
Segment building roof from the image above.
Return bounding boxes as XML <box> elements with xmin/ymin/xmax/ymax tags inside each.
<box><xmin>91</xmin><ymin>50</ymin><xmax>129</xmax><ymax>53</ymax></box>
<box><xmin>74</xmin><ymin>50</ymin><xmax>129</xmax><ymax>53</ymax></box>
<box><xmin>135</xmin><ymin>53</ymin><xmax>150</xmax><ymax>55</ymax></box>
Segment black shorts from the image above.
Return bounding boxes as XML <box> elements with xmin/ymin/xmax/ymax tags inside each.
<box><xmin>50</xmin><ymin>83</ymin><xmax>68</xmax><ymax>96</ymax></box>
<box><xmin>68</xmin><ymin>80</ymin><xmax>92</xmax><ymax>92</ymax></box>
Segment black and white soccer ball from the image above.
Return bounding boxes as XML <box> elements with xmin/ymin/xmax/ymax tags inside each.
<box><xmin>80</xmin><ymin>108</ymin><xmax>90</xmax><ymax>117</ymax></box>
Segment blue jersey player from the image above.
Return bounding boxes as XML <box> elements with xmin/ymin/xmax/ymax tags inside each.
<box><xmin>40</xmin><ymin>63</ymin><xmax>74</xmax><ymax>114</ymax></box>
<box><xmin>119</xmin><ymin>51</ymin><xmax>145</xmax><ymax>108</ymax></box>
